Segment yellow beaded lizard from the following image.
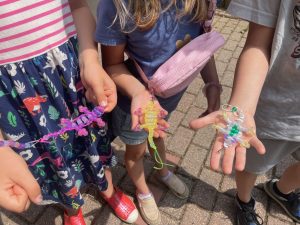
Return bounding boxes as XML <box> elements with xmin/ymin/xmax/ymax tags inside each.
<box><xmin>134</xmin><ymin>100</ymin><xmax>172</xmax><ymax>169</ymax></box>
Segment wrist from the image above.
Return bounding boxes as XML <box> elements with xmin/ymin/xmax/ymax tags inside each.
<box><xmin>79</xmin><ymin>50</ymin><xmax>99</xmax><ymax>66</ymax></box>
<box><xmin>130</xmin><ymin>85</ymin><xmax>148</xmax><ymax>99</ymax></box>
<box><xmin>226</xmin><ymin>100</ymin><xmax>256</xmax><ymax>117</ymax></box>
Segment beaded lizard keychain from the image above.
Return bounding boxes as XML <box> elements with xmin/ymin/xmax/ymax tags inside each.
<box><xmin>134</xmin><ymin>97</ymin><xmax>172</xmax><ymax>170</ymax></box>
<box><xmin>213</xmin><ymin>104</ymin><xmax>255</xmax><ymax>152</ymax></box>
<box><xmin>0</xmin><ymin>105</ymin><xmax>105</xmax><ymax>150</ymax></box>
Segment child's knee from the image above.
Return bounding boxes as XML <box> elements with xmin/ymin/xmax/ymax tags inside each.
<box><xmin>125</xmin><ymin>143</ymin><xmax>146</xmax><ymax>161</ymax></box>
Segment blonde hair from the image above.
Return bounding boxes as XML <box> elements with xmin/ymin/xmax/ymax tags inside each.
<box><xmin>113</xmin><ymin>0</ymin><xmax>208</xmax><ymax>32</ymax></box>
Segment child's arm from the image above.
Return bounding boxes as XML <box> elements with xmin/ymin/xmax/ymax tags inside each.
<box><xmin>0</xmin><ymin>130</ymin><xmax>41</xmax><ymax>213</ymax></box>
<box><xmin>200</xmin><ymin>57</ymin><xmax>221</xmax><ymax>116</ymax></box>
<box><xmin>69</xmin><ymin>0</ymin><xmax>117</xmax><ymax>112</ymax></box>
<box><xmin>189</xmin><ymin>22</ymin><xmax>275</xmax><ymax>174</ymax></box>
<box><xmin>101</xmin><ymin>45</ymin><xmax>168</xmax><ymax>137</ymax></box>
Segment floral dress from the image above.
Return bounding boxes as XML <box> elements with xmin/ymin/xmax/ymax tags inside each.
<box><xmin>0</xmin><ymin>37</ymin><xmax>116</xmax><ymax>210</ymax></box>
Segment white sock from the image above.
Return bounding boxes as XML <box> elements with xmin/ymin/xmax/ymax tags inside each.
<box><xmin>137</xmin><ymin>192</ymin><xmax>153</xmax><ymax>200</ymax></box>
<box><xmin>161</xmin><ymin>170</ymin><xmax>172</xmax><ymax>181</ymax></box>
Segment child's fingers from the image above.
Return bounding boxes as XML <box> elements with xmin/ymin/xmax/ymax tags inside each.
<box><xmin>104</xmin><ymin>89</ymin><xmax>117</xmax><ymax>112</ymax></box>
<box><xmin>235</xmin><ymin>146</ymin><xmax>247</xmax><ymax>171</ymax></box>
<box><xmin>13</xmin><ymin>185</ymin><xmax>31</xmax><ymax>211</ymax></box>
<box><xmin>131</xmin><ymin>113</ymin><xmax>139</xmax><ymax>131</ymax></box>
<box><xmin>249</xmin><ymin>136</ymin><xmax>266</xmax><ymax>155</ymax></box>
<box><xmin>221</xmin><ymin>145</ymin><xmax>236</xmax><ymax>174</ymax></box>
<box><xmin>0</xmin><ymin>186</ymin><xmax>29</xmax><ymax>213</ymax></box>
<box><xmin>157</xmin><ymin>119</ymin><xmax>169</xmax><ymax>129</ymax></box>
<box><xmin>12</xmin><ymin>169</ymin><xmax>42</xmax><ymax>205</ymax></box>
<box><xmin>210</xmin><ymin>135</ymin><xmax>224</xmax><ymax>171</ymax></box>
<box><xmin>189</xmin><ymin>111</ymin><xmax>219</xmax><ymax>130</ymax></box>
<box><xmin>154</xmin><ymin>129</ymin><xmax>166</xmax><ymax>138</ymax></box>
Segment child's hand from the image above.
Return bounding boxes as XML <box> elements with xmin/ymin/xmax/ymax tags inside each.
<box><xmin>80</xmin><ymin>60</ymin><xmax>117</xmax><ymax>112</ymax></box>
<box><xmin>189</xmin><ymin>110</ymin><xmax>265</xmax><ymax>174</ymax></box>
<box><xmin>0</xmin><ymin>147</ymin><xmax>42</xmax><ymax>213</ymax></box>
<box><xmin>131</xmin><ymin>89</ymin><xmax>169</xmax><ymax>138</ymax></box>
<box><xmin>200</xmin><ymin>82</ymin><xmax>222</xmax><ymax>117</ymax></box>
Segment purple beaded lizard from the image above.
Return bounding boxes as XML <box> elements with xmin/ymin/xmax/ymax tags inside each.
<box><xmin>0</xmin><ymin>106</ymin><xmax>105</xmax><ymax>150</ymax></box>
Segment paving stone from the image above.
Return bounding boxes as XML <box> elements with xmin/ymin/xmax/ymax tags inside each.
<box><xmin>238</xmin><ymin>37</ymin><xmax>247</xmax><ymax>47</ymax></box>
<box><xmin>208</xmin><ymin>194</ymin><xmax>235</xmax><ymax>225</ymax></box>
<box><xmin>230</xmin><ymin>32</ymin><xmax>243</xmax><ymax>41</ymax></box>
<box><xmin>194</xmin><ymin>91</ymin><xmax>208</xmax><ymax>109</ymax></box>
<box><xmin>186</xmin><ymin>77</ymin><xmax>204</xmax><ymax>95</ymax></box>
<box><xmin>267</xmin><ymin>216</ymin><xmax>294</xmax><ymax>225</ymax></box>
<box><xmin>176</xmin><ymin>93</ymin><xmax>196</xmax><ymax>113</ymax></box>
<box><xmin>215</xmin><ymin>61</ymin><xmax>228</xmax><ymax>76</ymax></box>
<box><xmin>192</xmin><ymin>126</ymin><xmax>216</xmax><ymax>149</ymax></box>
<box><xmin>94</xmin><ymin>206</ymin><xmax>122</xmax><ymax>225</ymax></box>
<box><xmin>221</xmin><ymin>70</ymin><xmax>234</xmax><ymax>87</ymax></box>
<box><xmin>220</xmin><ymin>86</ymin><xmax>232</xmax><ymax>104</ymax></box>
<box><xmin>217</xmin><ymin>49</ymin><xmax>233</xmax><ymax>63</ymax></box>
<box><xmin>269</xmin><ymin>201</ymin><xmax>294</xmax><ymax>223</ymax></box>
<box><xmin>190</xmin><ymin>180</ymin><xmax>218</xmax><ymax>210</ymax></box>
<box><xmin>180</xmin><ymin>203</ymin><xmax>210</xmax><ymax>225</ymax></box>
<box><xmin>0</xmin><ymin>209</ymin><xmax>29</xmax><ymax>225</ymax></box>
<box><xmin>199</xmin><ymin>168</ymin><xmax>222</xmax><ymax>189</ymax></box>
<box><xmin>35</xmin><ymin>207</ymin><xmax>63</xmax><ymax>225</ymax></box>
<box><xmin>167</xmin><ymin>126</ymin><xmax>194</xmax><ymax>156</ymax></box>
<box><xmin>111</xmin><ymin>164</ymin><xmax>127</xmax><ymax>185</ymax></box>
<box><xmin>120</xmin><ymin>176</ymin><xmax>137</xmax><ymax>195</ymax></box>
<box><xmin>252</xmin><ymin>188</ymin><xmax>268</xmax><ymax>222</ymax></box>
<box><xmin>181</xmin><ymin>106</ymin><xmax>204</xmax><ymax>127</ymax></box>
<box><xmin>220</xmin><ymin>174</ymin><xmax>236</xmax><ymax>196</ymax></box>
<box><xmin>159</xmin><ymin>176</ymin><xmax>193</xmax><ymax>219</ymax></box>
<box><xmin>179</xmin><ymin>144</ymin><xmax>208</xmax><ymax>177</ymax></box>
<box><xmin>223</xmin><ymin>40</ymin><xmax>239</xmax><ymax>51</ymax></box>
<box><xmin>82</xmin><ymin>194</ymin><xmax>103</xmax><ymax>225</ymax></box>
<box><xmin>226</xmin><ymin>58</ymin><xmax>238</xmax><ymax>72</ymax></box>
<box><xmin>232</xmin><ymin>46</ymin><xmax>243</xmax><ymax>59</ymax></box>
<box><xmin>161</xmin><ymin>212</ymin><xmax>179</xmax><ymax>225</ymax></box>
<box><xmin>165</xmin><ymin>152</ymin><xmax>181</xmax><ymax>166</ymax></box>
<box><xmin>167</xmin><ymin>110</ymin><xmax>185</xmax><ymax>134</ymax></box>
<box><xmin>20</xmin><ymin>204</ymin><xmax>46</xmax><ymax>224</ymax></box>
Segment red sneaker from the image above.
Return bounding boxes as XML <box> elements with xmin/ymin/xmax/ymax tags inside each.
<box><xmin>64</xmin><ymin>208</ymin><xmax>86</xmax><ymax>225</ymax></box>
<box><xmin>103</xmin><ymin>187</ymin><xmax>139</xmax><ymax>224</ymax></box>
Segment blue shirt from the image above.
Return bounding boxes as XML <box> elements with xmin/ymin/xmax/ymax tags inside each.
<box><xmin>95</xmin><ymin>0</ymin><xmax>204</xmax><ymax>113</ymax></box>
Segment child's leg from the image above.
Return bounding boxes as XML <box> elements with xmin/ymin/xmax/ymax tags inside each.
<box><xmin>148</xmin><ymin>137</ymin><xmax>189</xmax><ymax>199</ymax></box>
<box><xmin>236</xmin><ymin>170</ymin><xmax>257</xmax><ymax>203</ymax></box>
<box><xmin>101</xmin><ymin>169</ymin><xmax>114</xmax><ymax>198</ymax></box>
<box><xmin>276</xmin><ymin>162</ymin><xmax>300</xmax><ymax>194</ymax></box>
<box><xmin>149</xmin><ymin>137</ymin><xmax>168</xmax><ymax>176</ymax></box>
<box><xmin>125</xmin><ymin>142</ymin><xmax>150</xmax><ymax>194</ymax></box>
<box><xmin>125</xmin><ymin>142</ymin><xmax>161</xmax><ymax>225</ymax></box>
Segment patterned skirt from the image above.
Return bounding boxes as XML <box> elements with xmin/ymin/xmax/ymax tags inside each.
<box><xmin>0</xmin><ymin>37</ymin><xmax>116</xmax><ymax>209</ymax></box>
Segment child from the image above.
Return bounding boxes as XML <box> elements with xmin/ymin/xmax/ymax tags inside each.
<box><xmin>0</xmin><ymin>1</ymin><xmax>139</xmax><ymax>225</ymax></box>
<box><xmin>96</xmin><ymin>0</ymin><xmax>222</xmax><ymax>224</ymax></box>
<box><xmin>190</xmin><ymin>0</ymin><xmax>300</xmax><ymax>224</ymax></box>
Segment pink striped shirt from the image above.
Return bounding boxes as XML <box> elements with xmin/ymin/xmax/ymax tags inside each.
<box><xmin>0</xmin><ymin>0</ymin><xmax>77</xmax><ymax>65</ymax></box>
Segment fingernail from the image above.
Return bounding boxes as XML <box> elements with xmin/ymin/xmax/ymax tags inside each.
<box><xmin>100</xmin><ymin>101</ymin><xmax>107</xmax><ymax>107</ymax></box>
<box><xmin>35</xmin><ymin>195</ymin><xmax>43</xmax><ymax>204</ymax></box>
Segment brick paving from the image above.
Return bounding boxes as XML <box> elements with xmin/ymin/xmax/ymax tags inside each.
<box><xmin>1</xmin><ymin>7</ymin><xmax>299</xmax><ymax>225</ymax></box>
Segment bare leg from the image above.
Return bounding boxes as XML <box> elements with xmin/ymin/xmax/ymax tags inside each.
<box><xmin>236</xmin><ymin>170</ymin><xmax>257</xmax><ymax>203</ymax></box>
<box><xmin>148</xmin><ymin>137</ymin><xmax>168</xmax><ymax>177</ymax></box>
<box><xmin>125</xmin><ymin>141</ymin><xmax>150</xmax><ymax>194</ymax></box>
<box><xmin>101</xmin><ymin>169</ymin><xmax>115</xmax><ymax>198</ymax></box>
<box><xmin>277</xmin><ymin>162</ymin><xmax>300</xmax><ymax>194</ymax></box>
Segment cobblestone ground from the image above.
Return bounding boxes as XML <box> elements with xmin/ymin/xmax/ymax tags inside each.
<box><xmin>1</xmin><ymin>8</ymin><xmax>299</xmax><ymax>225</ymax></box>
